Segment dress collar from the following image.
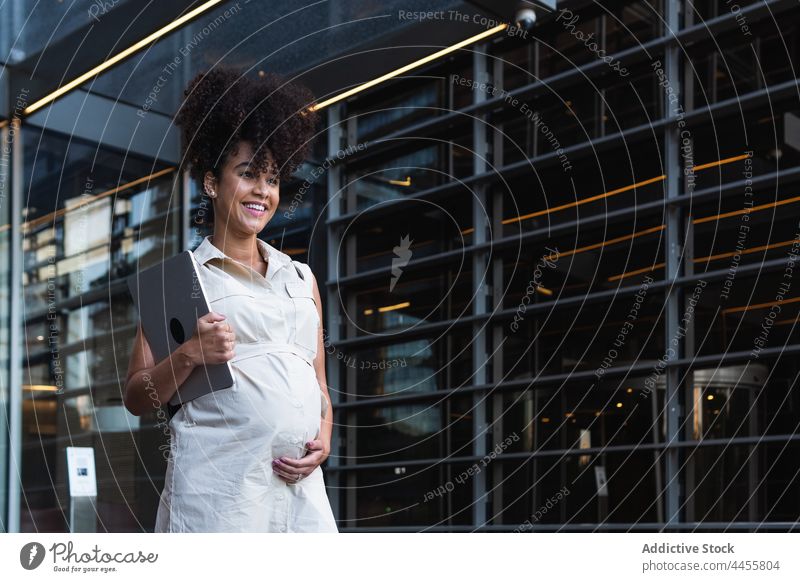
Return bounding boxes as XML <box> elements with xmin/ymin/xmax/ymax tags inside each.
<box><xmin>192</xmin><ymin>235</ymin><xmax>292</xmax><ymax>279</ymax></box>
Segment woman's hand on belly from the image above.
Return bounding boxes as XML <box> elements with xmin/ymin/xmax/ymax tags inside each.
<box><xmin>272</xmin><ymin>437</ymin><xmax>330</xmax><ymax>483</ymax></box>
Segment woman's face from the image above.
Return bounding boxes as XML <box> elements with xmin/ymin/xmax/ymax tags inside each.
<box><xmin>205</xmin><ymin>141</ymin><xmax>280</xmax><ymax>236</ymax></box>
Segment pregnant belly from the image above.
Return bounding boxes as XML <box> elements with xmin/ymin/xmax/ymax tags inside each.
<box><xmin>229</xmin><ymin>352</ymin><xmax>322</xmax><ymax>450</ymax></box>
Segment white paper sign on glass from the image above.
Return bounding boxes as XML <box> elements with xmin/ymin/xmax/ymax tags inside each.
<box><xmin>66</xmin><ymin>446</ymin><xmax>97</xmax><ymax>497</ymax></box>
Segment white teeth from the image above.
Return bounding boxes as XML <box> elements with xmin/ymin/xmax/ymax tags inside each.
<box><xmin>243</xmin><ymin>203</ymin><xmax>265</xmax><ymax>211</ymax></box>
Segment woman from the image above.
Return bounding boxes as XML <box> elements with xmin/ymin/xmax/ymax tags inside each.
<box><xmin>123</xmin><ymin>68</ymin><xmax>337</xmax><ymax>533</ymax></box>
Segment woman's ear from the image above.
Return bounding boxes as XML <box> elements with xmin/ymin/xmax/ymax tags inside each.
<box><xmin>203</xmin><ymin>171</ymin><xmax>217</xmax><ymax>198</ymax></box>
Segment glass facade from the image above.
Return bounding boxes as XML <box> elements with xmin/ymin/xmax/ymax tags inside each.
<box><xmin>18</xmin><ymin>127</ymin><xmax>177</xmax><ymax>531</ymax></box>
<box><xmin>1</xmin><ymin>0</ymin><xmax>798</xmax><ymax>532</ymax></box>
<box><xmin>324</xmin><ymin>1</ymin><xmax>800</xmax><ymax>531</ymax></box>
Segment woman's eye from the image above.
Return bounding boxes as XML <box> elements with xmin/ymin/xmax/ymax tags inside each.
<box><xmin>241</xmin><ymin>171</ymin><xmax>254</xmax><ymax>178</ymax></box>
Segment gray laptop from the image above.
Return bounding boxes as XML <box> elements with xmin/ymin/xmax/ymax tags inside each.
<box><xmin>126</xmin><ymin>250</ymin><xmax>234</xmax><ymax>407</ymax></box>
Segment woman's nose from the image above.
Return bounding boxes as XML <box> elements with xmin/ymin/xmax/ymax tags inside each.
<box><xmin>252</xmin><ymin>178</ymin><xmax>268</xmax><ymax>196</ymax></box>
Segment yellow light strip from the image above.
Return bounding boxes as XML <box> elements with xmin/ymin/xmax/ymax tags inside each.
<box><xmin>694</xmin><ymin>194</ymin><xmax>800</xmax><ymax>224</ymax></box>
<box><xmin>24</xmin><ymin>385</ymin><xmax>59</xmax><ymax>392</ymax></box>
<box><xmin>723</xmin><ymin>295</ymin><xmax>800</xmax><ymax>315</ymax></box>
<box><xmin>23</xmin><ymin>0</ymin><xmax>226</xmax><ymax>115</ymax></box>
<box><xmin>377</xmin><ymin>301</ymin><xmax>411</xmax><ymax>313</ymax></box>
<box><xmin>388</xmin><ymin>177</ymin><xmax>412</xmax><ymax>186</ymax></box>
<box><xmin>309</xmin><ymin>24</ymin><xmax>508</xmax><ymax>112</ymax></box>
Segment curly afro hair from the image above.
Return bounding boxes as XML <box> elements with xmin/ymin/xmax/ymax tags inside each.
<box><xmin>175</xmin><ymin>67</ymin><xmax>319</xmax><ymax>227</ymax></box>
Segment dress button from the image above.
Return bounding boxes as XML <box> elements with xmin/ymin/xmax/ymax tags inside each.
<box><xmin>292</xmin><ymin>400</ymin><xmax>302</xmax><ymax>408</ymax></box>
<box><xmin>276</xmin><ymin>493</ymin><xmax>285</xmax><ymax>501</ymax></box>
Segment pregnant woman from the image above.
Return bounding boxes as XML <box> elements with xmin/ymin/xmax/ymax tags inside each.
<box><xmin>123</xmin><ymin>68</ymin><xmax>337</xmax><ymax>532</ymax></box>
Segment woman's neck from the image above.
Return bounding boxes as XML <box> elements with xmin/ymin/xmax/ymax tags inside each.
<box><xmin>210</xmin><ymin>230</ymin><xmax>264</xmax><ymax>270</ymax></box>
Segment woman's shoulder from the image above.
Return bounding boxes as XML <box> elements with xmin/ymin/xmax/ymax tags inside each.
<box><xmin>289</xmin><ymin>259</ymin><xmax>313</xmax><ymax>280</ymax></box>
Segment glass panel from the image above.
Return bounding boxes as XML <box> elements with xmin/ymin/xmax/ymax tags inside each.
<box><xmin>336</xmin><ymin>334</ymin><xmax>472</xmax><ymax>400</ymax></box>
<box><xmin>495</xmin><ymin>378</ymin><xmax>666</xmax><ymax>453</ymax></box>
<box><xmin>351</xmin><ymin>79</ymin><xmax>444</xmax><ymax>142</ymax></box>
<box><xmin>501</xmin><ymin>214</ymin><xmax>665</xmax><ymax>302</ymax></box>
<box><xmin>503</xmin><ymin>291</ymin><xmax>666</xmax><ymax>378</ymax></box>
<box><xmin>688</xmin><ymin>20</ymin><xmax>799</xmax><ymax>108</ymax></box>
<box><xmin>348</xmin><ymin>463</ymin><xmax>474</xmax><ymax>528</ymax></box>
<box><xmin>19</xmin><ymin>130</ymin><xmax>178</xmax><ymax>532</ymax></box>
<box><xmin>351</xmin><ymin>396</ymin><xmax>473</xmax><ymax>463</ymax></box>
<box><xmin>353</xmin><ymin>262</ymin><xmax>472</xmax><ymax>330</ymax></box>
<box><xmin>500</xmin><ymin>140</ymin><xmax>665</xmax><ymax>237</ymax></box>
<box><xmin>682</xmin><ymin>443</ymin><xmax>800</xmax><ymax>524</ymax></box>
<box><xmin>347</xmin><ymin>198</ymin><xmax>472</xmax><ymax>276</ymax></box>
<box><xmin>604</xmin><ymin>1</ymin><xmax>663</xmax><ymax>51</ymax></box>
<box><xmin>346</xmin><ymin>142</ymin><xmax>458</xmax><ymax>212</ymax></box>
<box><xmin>494</xmin><ymin>451</ymin><xmax>664</xmax><ymax>526</ymax></box>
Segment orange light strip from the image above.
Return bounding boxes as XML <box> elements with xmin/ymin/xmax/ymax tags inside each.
<box><xmin>608</xmin><ymin>238</ymin><xmax>799</xmax><ymax>282</ymax></box>
<box><xmin>544</xmin><ymin>225</ymin><xmax>665</xmax><ymax>261</ymax></box>
<box><xmin>697</xmin><ymin>239</ymin><xmax>797</xmax><ymax>263</ymax></box>
<box><xmin>607</xmin><ymin>262</ymin><xmax>665</xmax><ymax>282</ymax></box>
<box><xmin>373</xmin><ymin>154</ymin><xmax>752</xmax><ymax>258</ymax></box>
<box><xmin>723</xmin><ymin>295</ymin><xmax>800</xmax><ymax>315</ymax></box>
<box><xmin>692</xmin><ymin>153</ymin><xmax>751</xmax><ymax>172</ymax></box>
<box><xmin>502</xmin><ymin>175</ymin><xmax>666</xmax><ymax>225</ymax></box>
<box><xmin>21</xmin><ymin>167</ymin><xmax>175</xmax><ymax>232</ymax></box>
<box><xmin>503</xmin><ymin>153</ymin><xmax>750</xmax><ymax>226</ymax></box>
<box><xmin>693</xmin><ymin>194</ymin><xmax>800</xmax><ymax>224</ymax></box>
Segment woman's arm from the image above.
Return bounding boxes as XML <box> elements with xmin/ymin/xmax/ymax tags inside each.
<box><xmin>123</xmin><ymin>312</ymin><xmax>235</xmax><ymax>416</ymax></box>
<box><xmin>272</xmin><ymin>271</ymin><xmax>333</xmax><ymax>483</ymax></box>
<box><xmin>311</xmin><ymin>271</ymin><xmax>333</xmax><ymax>462</ymax></box>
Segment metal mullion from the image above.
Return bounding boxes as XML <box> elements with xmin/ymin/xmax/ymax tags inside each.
<box><xmin>7</xmin><ymin>118</ymin><xmax>22</xmax><ymax>532</ymax></box>
<box><xmin>663</xmin><ymin>0</ymin><xmax>683</xmax><ymax>527</ymax></box>
<box><xmin>324</xmin><ymin>104</ymin><xmax>345</xmax><ymax>524</ymax></box>
<box><xmin>470</xmin><ymin>47</ymin><xmax>489</xmax><ymax>528</ymax></box>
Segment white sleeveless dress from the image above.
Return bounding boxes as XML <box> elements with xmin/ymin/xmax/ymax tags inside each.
<box><xmin>154</xmin><ymin>236</ymin><xmax>337</xmax><ymax>532</ymax></box>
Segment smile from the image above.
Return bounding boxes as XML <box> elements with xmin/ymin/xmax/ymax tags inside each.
<box><xmin>242</xmin><ymin>202</ymin><xmax>266</xmax><ymax>216</ymax></box>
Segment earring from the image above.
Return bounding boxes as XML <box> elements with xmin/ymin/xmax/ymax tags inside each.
<box><xmin>208</xmin><ymin>190</ymin><xmax>216</xmax><ymax>198</ymax></box>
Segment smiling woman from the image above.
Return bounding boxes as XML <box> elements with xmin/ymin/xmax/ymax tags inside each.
<box><xmin>175</xmin><ymin>67</ymin><xmax>318</xmax><ymax>230</ymax></box>
<box><xmin>122</xmin><ymin>67</ymin><xmax>337</xmax><ymax>532</ymax></box>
